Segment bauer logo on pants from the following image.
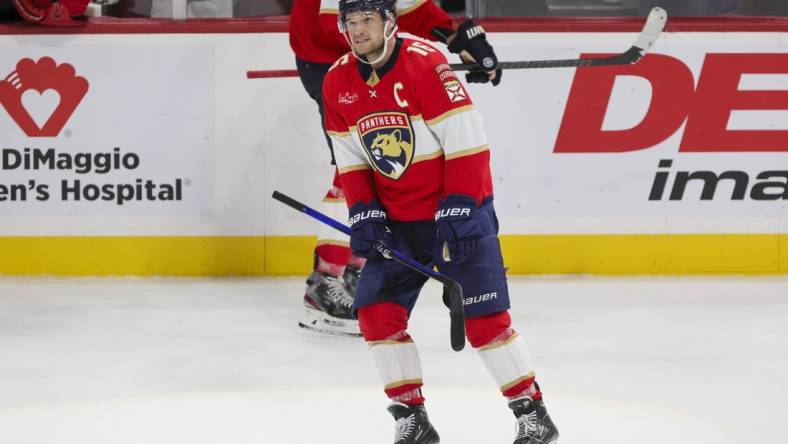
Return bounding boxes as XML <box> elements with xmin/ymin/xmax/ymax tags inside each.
<box><xmin>357</xmin><ymin>111</ymin><xmax>415</xmax><ymax>180</ymax></box>
<box><xmin>0</xmin><ymin>57</ymin><xmax>89</xmax><ymax>137</ymax></box>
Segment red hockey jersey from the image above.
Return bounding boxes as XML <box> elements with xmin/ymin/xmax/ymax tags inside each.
<box><xmin>323</xmin><ymin>38</ymin><xmax>493</xmax><ymax>222</ymax></box>
<box><xmin>289</xmin><ymin>0</ymin><xmax>453</xmax><ymax>64</ymax></box>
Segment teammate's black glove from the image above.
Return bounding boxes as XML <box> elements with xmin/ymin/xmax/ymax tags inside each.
<box><xmin>348</xmin><ymin>201</ymin><xmax>391</xmax><ymax>259</ymax></box>
<box><xmin>434</xmin><ymin>195</ymin><xmax>483</xmax><ymax>264</ymax></box>
<box><xmin>447</xmin><ymin>19</ymin><xmax>502</xmax><ymax>86</ymax></box>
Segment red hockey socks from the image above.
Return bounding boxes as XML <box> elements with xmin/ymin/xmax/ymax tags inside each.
<box><xmin>314</xmin><ymin>167</ymin><xmax>352</xmax><ymax>276</ymax></box>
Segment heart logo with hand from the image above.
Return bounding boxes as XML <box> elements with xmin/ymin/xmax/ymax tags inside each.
<box><xmin>0</xmin><ymin>57</ymin><xmax>89</xmax><ymax>137</ymax></box>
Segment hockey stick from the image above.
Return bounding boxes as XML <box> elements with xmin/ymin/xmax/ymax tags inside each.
<box><xmin>246</xmin><ymin>6</ymin><xmax>668</xmax><ymax>79</ymax></box>
<box><xmin>271</xmin><ymin>191</ymin><xmax>466</xmax><ymax>352</ymax></box>
<box><xmin>442</xmin><ymin>7</ymin><xmax>667</xmax><ymax>71</ymax></box>
<box><xmin>247</xmin><ymin>69</ymin><xmax>298</xmax><ymax>79</ymax></box>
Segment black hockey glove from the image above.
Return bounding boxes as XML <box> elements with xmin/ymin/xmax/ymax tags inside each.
<box><xmin>348</xmin><ymin>201</ymin><xmax>391</xmax><ymax>259</ymax></box>
<box><xmin>434</xmin><ymin>195</ymin><xmax>483</xmax><ymax>264</ymax></box>
<box><xmin>447</xmin><ymin>19</ymin><xmax>502</xmax><ymax>86</ymax></box>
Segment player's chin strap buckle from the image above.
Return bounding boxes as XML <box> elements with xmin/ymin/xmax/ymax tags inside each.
<box><xmin>374</xmin><ymin>241</ymin><xmax>393</xmax><ymax>260</ymax></box>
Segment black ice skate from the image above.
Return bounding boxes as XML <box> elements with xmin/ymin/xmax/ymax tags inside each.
<box><xmin>508</xmin><ymin>396</ymin><xmax>559</xmax><ymax>444</ymax></box>
<box><xmin>298</xmin><ymin>271</ymin><xmax>360</xmax><ymax>337</ymax></box>
<box><xmin>342</xmin><ymin>263</ymin><xmax>362</xmax><ymax>296</ymax></box>
<box><xmin>387</xmin><ymin>402</ymin><xmax>440</xmax><ymax>444</ymax></box>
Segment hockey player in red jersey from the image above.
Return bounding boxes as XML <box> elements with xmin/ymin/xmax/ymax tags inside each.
<box><xmin>322</xmin><ymin>1</ymin><xmax>559</xmax><ymax>443</ymax></box>
<box><xmin>12</xmin><ymin>0</ymin><xmax>88</xmax><ymax>25</ymax></box>
<box><xmin>288</xmin><ymin>0</ymin><xmax>501</xmax><ymax>337</ymax></box>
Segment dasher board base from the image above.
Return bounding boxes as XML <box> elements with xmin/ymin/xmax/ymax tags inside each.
<box><xmin>1</xmin><ymin>234</ymin><xmax>785</xmax><ymax>276</ymax></box>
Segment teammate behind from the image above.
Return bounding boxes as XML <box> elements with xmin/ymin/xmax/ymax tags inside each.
<box><xmin>322</xmin><ymin>1</ymin><xmax>558</xmax><ymax>443</ymax></box>
<box><xmin>288</xmin><ymin>0</ymin><xmax>501</xmax><ymax>337</ymax></box>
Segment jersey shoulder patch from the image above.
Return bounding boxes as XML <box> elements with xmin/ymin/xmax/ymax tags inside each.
<box><xmin>400</xmin><ymin>41</ymin><xmax>471</xmax><ymax>109</ymax></box>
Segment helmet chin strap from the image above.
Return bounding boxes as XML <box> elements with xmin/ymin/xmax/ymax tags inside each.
<box><xmin>343</xmin><ymin>18</ymin><xmax>398</xmax><ymax>66</ymax></box>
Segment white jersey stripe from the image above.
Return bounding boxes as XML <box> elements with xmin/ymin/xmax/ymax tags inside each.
<box><xmin>426</xmin><ymin>108</ymin><xmax>488</xmax><ymax>158</ymax></box>
<box><xmin>444</xmin><ymin>144</ymin><xmax>488</xmax><ymax>160</ymax></box>
<box><xmin>331</xmin><ymin>133</ymin><xmax>369</xmax><ymax>170</ymax></box>
<box><xmin>335</xmin><ymin>108</ymin><xmax>487</xmax><ymax>172</ymax></box>
<box><xmin>425</xmin><ymin>105</ymin><xmax>476</xmax><ymax>126</ymax></box>
<box><xmin>335</xmin><ymin>117</ymin><xmax>445</xmax><ymax>172</ymax></box>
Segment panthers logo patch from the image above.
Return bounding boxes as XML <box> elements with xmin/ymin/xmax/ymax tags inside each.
<box><xmin>357</xmin><ymin>111</ymin><xmax>415</xmax><ymax>180</ymax></box>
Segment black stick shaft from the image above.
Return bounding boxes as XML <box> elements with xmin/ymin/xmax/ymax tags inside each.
<box><xmin>449</xmin><ymin>46</ymin><xmax>644</xmax><ymax>71</ymax></box>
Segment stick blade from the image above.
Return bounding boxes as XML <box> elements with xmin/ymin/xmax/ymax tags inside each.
<box><xmin>634</xmin><ymin>6</ymin><xmax>668</xmax><ymax>53</ymax></box>
<box><xmin>443</xmin><ymin>279</ymin><xmax>466</xmax><ymax>352</ymax></box>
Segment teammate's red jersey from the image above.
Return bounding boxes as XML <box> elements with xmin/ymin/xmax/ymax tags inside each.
<box><xmin>323</xmin><ymin>38</ymin><xmax>493</xmax><ymax>221</ymax></box>
<box><xmin>289</xmin><ymin>0</ymin><xmax>453</xmax><ymax>64</ymax></box>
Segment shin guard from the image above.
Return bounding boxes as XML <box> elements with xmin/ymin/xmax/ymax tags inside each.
<box><xmin>359</xmin><ymin>303</ymin><xmax>424</xmax><ymax>404</ymax></box>
<box><xmin>468</xmin><ymin>311</ymin><xmax>539</xmax><ymax>399</ymax></box>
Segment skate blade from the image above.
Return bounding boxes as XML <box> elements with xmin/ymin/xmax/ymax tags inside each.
<box><xmin>298</xmin><ymin>306</ymin><xmax>361</xmax><ymax>337</ymax></box>
<box><xmin>298</xmin><ymin>321</ymin><xmax>362</xmax><ymax>337</ymax></box>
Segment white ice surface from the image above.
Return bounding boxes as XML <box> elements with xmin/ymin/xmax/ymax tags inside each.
<box><xmin>1</xmin><ymin>276</ymin><xmax>787</xmax><ymax>444</ymax></box>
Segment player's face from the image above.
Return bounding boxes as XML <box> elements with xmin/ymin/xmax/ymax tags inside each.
<box><xmin>344</xmin><ymin>10</ymin><xmax>386</xmax><ymax>57</ymax></box>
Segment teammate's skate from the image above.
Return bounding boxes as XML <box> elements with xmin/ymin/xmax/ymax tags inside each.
<box><xmin>387</xmin><ymin>402</ymin><xmax>440</xmax><ymax>444</ymax></box>
<box><xmin>342</xmin><ymin>263</ymin><xmax>362</xmax><ymax>296</ymax></box>
<box><xmin>508</xmin><ymin>397</ymin><xmax>559</xmax><ymax>444</ymax></box>
<box><xmin>298</xmin><ymin>271</ymin><xmax>360</xmax><ymax>337</ymax></box>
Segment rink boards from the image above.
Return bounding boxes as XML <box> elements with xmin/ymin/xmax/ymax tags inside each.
<box><xmin>1</xmin><ymin>17</ymin><xmax>788</xmax><ymax>275</ymax></box>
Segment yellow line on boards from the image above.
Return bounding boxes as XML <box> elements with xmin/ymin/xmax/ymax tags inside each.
<box><xmin>500</xmin><ymin>233</ymin><xmax>784</xmax><ymax>275</ymax></box>
<box><xmin>0</xmin><ymin>234</ymin><xmax>785</xmax><ymax>276</ymax></box>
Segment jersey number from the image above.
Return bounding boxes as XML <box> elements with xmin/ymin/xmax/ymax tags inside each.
<box><xmin>329</xmin><ymin>54</ymin><xmax>351</xmax><ymax>72</ymax></box>
<box><xmin>406</xmin><ymin>41</ymin><xmax>436</xmax><ymax>57</ymax></box>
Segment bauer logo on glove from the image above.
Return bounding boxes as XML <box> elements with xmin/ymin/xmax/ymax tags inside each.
<box><xmin>434</xmin><ymin>195</ymin><xmax>484</xmax><ymax>264</ymax></box>
<box><xmin>435</xmin><ymin>207</ymin><xmax>471</xmax><ymax>220</ymax></box>
<box><xmin>348</xmin><ymin>201</ymin><xmax>391</xmax><ymax>259</ymax></box>
<box><xmin>348</xmin><ymin>209</ymin><xmax>387</xmax><ymax>225</ymax></box>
